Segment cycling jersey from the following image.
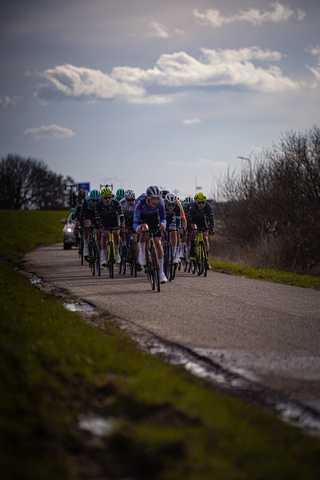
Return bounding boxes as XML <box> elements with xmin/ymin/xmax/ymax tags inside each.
<box><xmin>120</xmin><ymin>197</ymin><xmax>135</xmax><ymax>227</ymax></box>
<box><xmin>165</xmin><ymin>202</ymin><xmax>182</xmax><ymax>229</ymax></box>
<box><xmin>133</xmin><ymin>194</ymin><xmax>166</xmax><ymax>232</ymax></box>
<box><xmin>80</xmin><ymin>196</ymin><xmax>97</xmax><ymax>223</ymax></box>
<box><xmin>186</xmin><ymin>201</ymin><xmax>214</xmax><ymax>231</ymax></box>
<box><xmin>95</xmin><ymin>198</ymin><xmax>124</xmax><ymax>228</ymax></box>
<box><xmin>177</xmin><ymin>199</ymin><xmax>186</xmax><ymax>222</ymax></box>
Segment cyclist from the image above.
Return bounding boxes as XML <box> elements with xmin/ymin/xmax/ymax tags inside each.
<box><xmin>95</xmin><ymin>187</ymin><xmax>124</xmax><ymax>267</ymax></box>
<box><xmin>164</xmin><ymin>192</ymin><xmax>182</xmax><ymax>264</ymax></box>
<box><xmin>119</xmin><ymin>189</ymin><xmax>142</xmax><ymax>271</ymax></box>
<box><xmin>162</xmin><ymin>189</ymin><xmax>187</xmax><ymax>258</ymax></box>
<box><xmin>133</xmin><ymin>185</ymin><xmax>167</xmax><ymax>284</ymax></box>
<box><xmin>186</xmin><ymin>192</ymin><xmax>214</xmax><ymax>269</ymax></box>
<box><xmin>80</xmin><ymin>189</ymin><xmax>101</xmax><ymax>258</ymax></box>
<box><xmin>71</xmin><ymin>203</ymin><xmax>82</xmax><ymax>248</ymax></box>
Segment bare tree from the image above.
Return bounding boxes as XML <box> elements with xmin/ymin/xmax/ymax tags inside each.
<box><xmin>0</xmin><ymin>154</ymin><xmax>74</xmax><ymax>210</ymax></box>
<box><xmin>216</xmin><ymin>125</ymin><xmax>320</xmax><ymax>273</ymax></box>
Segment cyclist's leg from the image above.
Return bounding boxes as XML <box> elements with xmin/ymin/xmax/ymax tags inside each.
<box><xmin>99</xmin><ymin>222</ymin><xmax>109</xmax><ymax>267</ymax></box>
<box><xmin>83</xmin><ymin>219</ymin><xmax>91</xmax><ymax>256</ymax></box>
<box><xmin>154</xmin><ymin>235</ymin><xmax>167</xmax><ymax>282</ymax></box>
<box><xmin>203</xmin><ymin>230</ymin><xmax>211</xmax><ymax>269</ymax></box>
<box><xmin>138</xmin><ymin>222</ymin><xmax>148</xmax><ymax>266</ymax></box>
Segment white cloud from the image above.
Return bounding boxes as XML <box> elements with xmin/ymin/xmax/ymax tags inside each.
<box><xmin>146</xmin><ymin>21</ymin><xmax>184</xmax><ymax>38</ymax></box>
<box><xmin>23</xmin><ymin>124</ymin><xmax>76</xmax><ymax>140</ymax></box>
<box><xmin>166</xmin><ymin>158</ymin><xmax>228</xmax><ymax>169</ymax></box>
<box><xmin>0</xmin><ymin>94</ymin><xmax>21</xmax><ymax>107</ymax></box>
<box><xmin>29</xmin><ymin>47</ymin><xmax>301</xmax><ymax>106</ymax></box>
<box><xmin>183</xmin><ymin>118</ymin><xmax>202</xmax><ymax>125</ymax></box>
<box><xmin>194</xmin><ymin>3</ymin><xmax>305</xmax><ymax>27</ymax></box>
<box><xmin>305</xmin><ymin>45</ymin><xmax>320</xmax><ymax>81</ymax></box>
<box><xmin>305</xmin><ymin>45</ymin><xmax>320</xmax><ymax>56</ymax></box>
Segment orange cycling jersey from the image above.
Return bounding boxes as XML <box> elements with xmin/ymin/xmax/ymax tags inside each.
<box><xmin>177</xmin><ymin>199</ymin><xmax>186</xmax><ymax>221</ymax></box>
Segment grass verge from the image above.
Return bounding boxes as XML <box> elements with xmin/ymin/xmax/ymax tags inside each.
<box><xmin>209</xmin><ymin>260</ymin><xmax>320</xmax><ymax>290</ymax></box>
<box><xmin>1</xmin><ymin>210</ymin><xmax>320</xmax><ymax>479</ymax></box>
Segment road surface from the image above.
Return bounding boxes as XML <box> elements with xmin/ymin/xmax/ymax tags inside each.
<box><xmin>24</xmin><ymin>243</ymin><xmax>320</xmax><ymax>431</ymax></box>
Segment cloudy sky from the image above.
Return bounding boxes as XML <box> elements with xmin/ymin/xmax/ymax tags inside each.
<box><xmin>1</xmin><ymin>0</ymin><xmax>319</xmax><ymax>199</ymax></box>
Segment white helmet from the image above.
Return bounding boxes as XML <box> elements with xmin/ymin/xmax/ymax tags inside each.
<box><xmin>125</xmin><ymin>189</ymin><xmax>135</xmax><ymax>199</ymax></box>
<box><xmin>146</xmin><ymin>185</ymin><xmax>162</xmax><ymax>198</ymax></box>
<box><xmin>184</xmin><ymin>196</ymin><xmax>193</xmax><ymax>204</ymax></box>
<box><xmin>165</xmin><ymin>192</ymin><xmax>177</xmax><ymax>204</ymax></box>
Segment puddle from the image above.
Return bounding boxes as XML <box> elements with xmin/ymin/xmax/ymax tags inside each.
<box><xmin>64</xmin><ymin>302</ymin><xmax>96</xmax><ymax>316</ymax></box>
<box><xmin>18</xmin><ymin>270</ymin><xmax>42</xmax><ymax>284</ymax></box>
<box><xmin>78</xmin><ymin>415</ymin><xmax>116</xmax><ymax>436</ymax></box>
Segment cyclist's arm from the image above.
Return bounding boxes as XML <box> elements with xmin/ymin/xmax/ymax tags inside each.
<box><xmin>158</xmin><ymin>200</ymin><xmax>167</xmax><ymax>229</ymax></box>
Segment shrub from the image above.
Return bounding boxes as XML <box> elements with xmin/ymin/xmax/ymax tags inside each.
<box><xmin>215</xmin><ymin>125</ymin><xmax>320</xmax><ymax>274</ymax></box>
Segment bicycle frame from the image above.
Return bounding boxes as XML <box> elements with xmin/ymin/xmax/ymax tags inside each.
<box><xmin>104</xmin><ymin>227</ymin><xmax>119</xmax><ymax>279</ymax></box>
<box><xmin>190</xmin><ymin>229</ymin><xmax>208</xmax><ymax>277</ymax></box>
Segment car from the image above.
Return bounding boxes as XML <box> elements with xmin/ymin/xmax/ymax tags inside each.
<box><xmin>61</xmin><ymin>213</ymin><xmax>77</xmax><ymax>250</ymax></box>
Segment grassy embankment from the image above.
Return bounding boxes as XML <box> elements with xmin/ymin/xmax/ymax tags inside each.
<box><xmin>1</xmin><ymin>210</ymin><xmax>320</xmax><ymax>480</ymax></box>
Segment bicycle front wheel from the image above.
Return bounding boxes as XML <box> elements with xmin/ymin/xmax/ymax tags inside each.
<box><xmin>108</xmin><ymin>242</ymin><xmax>114</xmax><ymax>278</ymax></box>
<box><xmin>89</xmin><ymin>243</ymin><xmax>95</xmax><ymax>275</ymax></box>
<box><xmin>79</xmin><ymin>236</ymin><xmax>84</xmax><ymax>265</ymax></box>
<box><xmin>152</xmin><ymin>245</ymin><xmax>160</xmax><ymax>292</ymax></box>
<box><xmin>200</xmin><ymin>241</ymin><xmax>207</xmax><ymax>277</ymax></box>
<box><xmin>94</xmin><ymin>242</ymin><xmax>101</xmax><ymax>276</ymax></box>
<box><xmin>146</xmin><ymin>247</ymin><xmax>155</xmax><ymax>289</ymax></box>
<box><xmin>129</xmin><ymin>239</ymin><xmax>137</xmax><ymax>277</ymax></box>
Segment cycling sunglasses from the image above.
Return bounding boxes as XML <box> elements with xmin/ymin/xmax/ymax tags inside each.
<box><xmin>127</xmin><ymin>198</ymin><xmax>135</xmax><ymax>202</ymax></box>
<box><xmin>149</xmin><ymin>197</ymin><xmax>160</xmax><ymax>202</ymax></box>
<box><xmin>197</xmin><ymin>201</ymin><xmax>205</xmax><ymax>204</ymax></box>
<box><xmin>102</xmin><ymin>196</ymin><xmax>113</xmax><ymax>200</ymax></box>
<box><xmin>167</xmin><ymin>203</ymin><xmax>176</xmax><ymax>207</ymax></box>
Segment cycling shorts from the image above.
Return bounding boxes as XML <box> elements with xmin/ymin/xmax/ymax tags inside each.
<box><xmin>83</xmin><ymin>209</ymin><xmax>96</xmax><ymax>222</ymax></box>
<box><xmin>140</xmin><ymin>212</ymin><xmax>162</xmax><ymax>238</ymax></box>
<box><xmin>191</xmin><ymin>217</ymin><xmax>208</xmax><ymax>232</ymax></box>
<box><xmin>101</xmin><ymin>216</ymin><xmax>119</xmax><ymax>230</ymax></box>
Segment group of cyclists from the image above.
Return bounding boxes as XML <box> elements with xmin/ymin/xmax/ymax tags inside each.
<box><xmin>72</xmin><ymin>185</ymin><xmax>215</xmax><ymax>284</ymax></box>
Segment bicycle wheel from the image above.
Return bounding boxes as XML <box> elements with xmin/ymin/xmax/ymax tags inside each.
<box><xmin>167</xmin><ymin>243</ymin><xmax>174</xmax><ymax>282</ymax></box>
<box><xmin>191</xmin><ymin>257</ymin><xmax>196</xmax><ymax>274</ymax></box>
<box><xmin>151</xmin><ymin>244</ymin><xmax>160</xmax><ymax>292</ymax></box>
<box><xmin>94</xmin><ymin>242</ymin><xmax>101</xmax><ymax>276</ymax></box>
<box><xmin>129</xmin><ymin>239</ymin><xmax>137</xmax><ymax>277</ymax></box>
<box><xmin>79</xmin><ymin>236</ymin><xmax>84</xmax><ymax>265</ymax></box>
<box><xmin>200</xmin><ymin>241</ymin><xmax>207</xmax><ymax>277</ymax></box>
<box><xmin>89</xmin><ymin>241</ymin><xmax>95</xmax><ymax>275</ymax></box>
<box><xmin>146</xmin><ymin>245</ymin><xmax>155</xmax><ymax>290</ymax></box>
<box><xmin>108</xmin><ymin>242</ymin><xmax>114</xmax><ymax>279</ymax></box>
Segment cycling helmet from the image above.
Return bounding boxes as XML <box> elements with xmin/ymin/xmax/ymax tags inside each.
<box><xmin>146</xmin><ymin>185</ymin><xmax>162</xmax><ymax>198</ymax></box>
<box><xmin>116</xmin><ymin>188</ymin><xmax>125</xmax><ymax>200</ymax></box>
<box><xmin>125</xmin><ymin>189</ymin><xmax>135</xmax><ymax>199</ymax></box>
<box><xmin>164</xmin><ymin>192</ymin><xmax>177</xmax><ymax>204</ymax></box>
<box><xmin>194</xmin><ymin>192</ymin><xmax>206</xmax><ymax>202</ymax></box>
<box><xmin>161</xmin><ymin>189</ymin><xmax>169</xmax><ymax>198</ymax></box>
<box><xmin>101</xmin><ymin>187</ymin><xmax>113</xmax><ymax>197</ymax></box>
<box><xmin>90</xmin><ymin>189</ymin><xmax>101</xmax><ymax>201</ymax></box>
<box><xmin>184</xmin><ymin>196</ymin><xmax>193</xmax><ymax>204</ymax></box>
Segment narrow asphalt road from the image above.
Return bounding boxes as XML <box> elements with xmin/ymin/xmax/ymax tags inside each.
<box><xmin>24</xmin><ymin>243</ymin><xmax>320</xmax><ymax>418</ymax></box>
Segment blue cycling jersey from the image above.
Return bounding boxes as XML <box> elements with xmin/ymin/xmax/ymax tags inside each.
<box><xmin>133</xmin><ymin>194</ymin><xmax>166</xmax><ymax>232</ymax></box>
